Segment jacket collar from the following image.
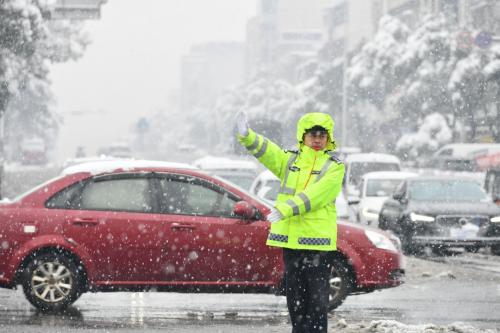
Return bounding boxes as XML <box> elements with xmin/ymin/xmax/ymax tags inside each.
<box><xmin>300</xmin><ymin>144</ymin><xmax>329</xmax><ymax>158</ymax></box>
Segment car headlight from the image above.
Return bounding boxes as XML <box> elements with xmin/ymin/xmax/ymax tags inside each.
<box><xmin>491</xmin><ymin>216</ymin><xmax>500</xmax><ymax>223</ymax></box>
<box><xmin>362</xmin><ymin>207</ymin><xmax>379</xmax><ymax>219</ymax></box>
<box><xmin>410</xmin><ymin>212</ymin><xmax>435</xmax><ymax>222</ymax></box>
<box><xmin>364</xmin><ymin>229</ymin><xmax>398</xmax><ymax>252</ymax></box>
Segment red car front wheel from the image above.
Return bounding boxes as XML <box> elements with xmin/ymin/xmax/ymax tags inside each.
<box><xmin>22</xmin><ymin>253</ymin><xmax>82</xmax><ymax>312</ymax></box>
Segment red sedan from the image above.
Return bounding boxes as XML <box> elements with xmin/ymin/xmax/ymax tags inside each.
<box><xmin>0</xmin><ymin>160</ymin><xmax>404</xmax><ymax>312</ymax></box>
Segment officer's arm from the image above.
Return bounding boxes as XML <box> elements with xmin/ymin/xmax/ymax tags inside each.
<box><xmin>238</xmin><ymin>129</ymin><xmax>287</xmax><ymax>178</ymax></box>
<box><xmin>274</xmin><ymin>162</ymin><xmax>345</xmax><ymax>218</ymax></box>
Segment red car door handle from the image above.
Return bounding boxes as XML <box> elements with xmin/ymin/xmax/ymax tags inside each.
<box><xmin>171</xmin><ymin>223</ymin><xmax>195</xmax><ymax>231</ymax></box>
<box><xmin>72</xmin><ymin>218</ymin><xmax>99</xmax><ymax>226</ymax></box>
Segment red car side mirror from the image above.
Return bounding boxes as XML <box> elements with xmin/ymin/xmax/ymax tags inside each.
<box><xmin>233</xmin><ymin>201</ymin><xmax>258</xmax><ymax>220</ymax></box>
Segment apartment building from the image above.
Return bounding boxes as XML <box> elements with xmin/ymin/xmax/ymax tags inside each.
<box><xmin>246</xmin><ymin>0</ymin><xmax>334</xmax><ymax>82</ymax></box>
<box><xmin>180</xmin><ymin>42</ymin><xmax>245</xmax><ymax>112</ymax></box>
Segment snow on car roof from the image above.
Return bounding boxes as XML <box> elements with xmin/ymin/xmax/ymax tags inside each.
<box><xmin>62</xmin><ymin>159</ymin><xmax>196</xmax><ymax>175</ymax></box>
<box><xmin>345</xmin><ymin>153</ymin><xmax>400</xmax><ymax>163</ymax></box>
<box><xmin>362</xmin><ymin>171</ymin><xmax>418</xmax><ymax>180</ymax></box>
<box><xmin>193</xmin><ymin>155</ymin><xmax>258</xmax><ymax>171</ymax></box>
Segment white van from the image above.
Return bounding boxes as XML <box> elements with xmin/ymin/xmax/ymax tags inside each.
<box><xmin>433</xmin><ymin>143</ymin><xmax>500</xmax><ymax>159</ymax></box>
<box><xmin>430</xmin><ymin>144</ymin><xmax>500</xmax><ymax>172</ymax></box>
<box><xmin>356</xmin><ymin>171</ymin><xmax>417</xmax><ymax>226</ymax></box>
<box><xmin>193</xmin><ymin>155</ymin><xmax>259</xmax><ymax>190</ymax></box>
<box><xmin>343</xmin><ymin>153</ymin><xmax>401</xmax><ymax>198</ymax></box>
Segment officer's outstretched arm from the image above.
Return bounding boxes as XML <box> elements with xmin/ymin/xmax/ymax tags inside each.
<box><xmin>274</xmin><ymin>162</ymin><xmax>345</xmax><ymax>218</ymax></box>
<box><xmin>238</xmin><ymin>129</ymin><xmax>287</xmax><ymax>178</ymax></box>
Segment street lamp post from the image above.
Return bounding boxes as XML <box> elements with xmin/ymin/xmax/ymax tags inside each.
<box><xmin>341</xmin><ymin>54</ymin><xmax>348</xmax><ymax>148</ymax></box>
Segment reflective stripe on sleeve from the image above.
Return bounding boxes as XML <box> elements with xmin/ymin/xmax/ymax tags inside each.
<box><xmin>245</xmin><ymin>135</ymin><xmax>260</xmax><ymax>151</ymax></box>
<box><xmin>316</xmin><ymin>159</ymin><xmax>333</xmax><ymax>182</ymax></box>
<box><xmin>279</xmin><ymin>187</ymin><xmax>295</xmax><ymax>195</ymax></box>
<box><xmin>253</xmin><ymin>138</ymin><xmax>268</xmax><ymax>158</ymax></box>
<box><xmin>279</xmin><ymin>154</ymin><xmax>298</xmax><ymax>195</ymax></box>
<box><xmin>297</xmin><ymin>192</ymin><xmax>311</xmax><ymax>212</ymax></box>
<box><xmin>286</xmin><ymin>199</ymin><xmax>300</xmax><ymax>216</ymax></box>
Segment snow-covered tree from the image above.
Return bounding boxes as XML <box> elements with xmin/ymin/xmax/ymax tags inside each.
<box><xmin>396</xmin><ymin>112</ymin><xmax>452</xmax><ymax>161</ymax></box>
<box><xmin>394</xmin><ymin>15</ymin><xmax>457</xmax><ymax>127</ymax></box>
<box><xmin>348</xmin><ymin>15</ymin><xmax>409</xmax><ymax>111</ymax></box>
<box><xmin>483</xmin><ymin>44</ymin><xmax>500</xmax><ymax>141</ymax></box>
<box><xmin>212</xmin><ymin>78</ymin><xmax>305</xmax><ymax>153</ymax></box>
<box><xmin>0</xmin><ymin>0</ymin><xmax>89</xmax><ymax>160</ymax></box>
<box><xmin>349</xmin><ymin>13</ymin><xmax>500</xmax><ymax>154</ymax></box>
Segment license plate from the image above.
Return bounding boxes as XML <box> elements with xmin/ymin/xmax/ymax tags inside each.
<box><xmin>449</xmin><ymin>223</ymin><xmax>479</xmax><ymax>239</ymax></box>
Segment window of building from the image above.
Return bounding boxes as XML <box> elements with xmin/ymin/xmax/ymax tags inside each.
<box><xmin>330</xmin><ymin>2</ymin><xmax>348</xmax><ymax>27</ymax></box>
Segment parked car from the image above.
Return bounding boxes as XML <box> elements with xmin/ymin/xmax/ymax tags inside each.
<box><xmin>378</xmin><ymin>176</ymin><xmax>500</xmax><ymax>254</ymax></box>
<box><xmin>355</xmin><ymin>171</ymin><xmax>417</xmax><ymax>227</ymax></box>
<box><xmin>343</xmin><ymin>153</ymin><xmax>401</xmax><ymax>199</ymax></box>
<box><xmin>249</xmin><ymin>170</ymin><xmax>281</xmax><ymax>203</ymax></box>
<box><xmin>193</xmin><ymin>155</ymin><xmax>259</xmax><ymax>190</ymax></box>
<box><xmin>429</xmin><ymin>156</ymin><xmax>479</xmax><ymax>172</ymax></box>
<box><xmin>20</xmin><ymin>137</ymin><xmax>47</xmax><ymax>165</ymax></box>
<box><xmin>476</xmin><ymin>152</ymin><xmax>500</xmax><ymax>205</ymax></box>
<box><xmin>249</xmin><ymin>170</ymin><xmax>353</xmax><ymax>220</ymax></box>
<box><xmin>428</xmin><ymin>143</ymin><xmax>500</xmax><ymax>172</ymax></box>
<box><xmin>433</xmin><ymin>143</ymin><xmax>500</xmax><ymax>159</ymax></box>
<box><xmin>336</xmin><ymin>146</ymin><xmax>362</xmax><ymax>160</ymax></box>
<box><xmin>485</xmin><ymin>168</ymin><xmax>500</xmax><ymax>206</ymax></box>
<box><xmin>0</xmin><ymin>160</ymin><xmax>404</xmax><ymax>312</ymax></box>
<box><xmin>97</xmin><ymin>142</ymin><xmax>133</xmax><ymax>159</ymax></box>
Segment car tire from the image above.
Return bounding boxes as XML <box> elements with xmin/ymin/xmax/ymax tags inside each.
<box><xmin>328</xmin><ymin>257</ymin><xmax>352</xmax><ymax>311</ymax></box>
<box><xmin>22</xmin><ymin>253</ymin><xmax>82</xmax><ymax>312</ymax></box>
<box><xmin>491</xmin><ymin>245</ymin><xmax>500</xmax><ymax>256</ymax></box>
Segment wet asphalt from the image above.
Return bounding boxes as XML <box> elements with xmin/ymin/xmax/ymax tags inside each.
<box><xmin>1</xmin><ymin>255</ymin><xmax>500</xmax><ymax>332</ymax></box>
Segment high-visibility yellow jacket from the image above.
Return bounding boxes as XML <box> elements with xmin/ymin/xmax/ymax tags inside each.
<box><xmin>238</xmin><ymin>113</ymin><xmax>345</xmax><ymax>251</ymax></box>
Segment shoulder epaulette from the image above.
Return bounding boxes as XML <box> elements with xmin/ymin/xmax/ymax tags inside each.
<box><xmin>326</xmin><ymin>151</ymin><xmax>343</xmax><ymax>164</ymax></box>
<box><xmin>285</xmin><ymin>149</ymin><xmax>299</xmax><ymax>154</ymax></box>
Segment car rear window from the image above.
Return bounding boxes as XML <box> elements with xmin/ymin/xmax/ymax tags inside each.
<box><xmin>349</xmin><ymin>162</ymin><xmax>400</xmax><ymax>185</ymax></box>
<box><xmin>409</xmin><ymin>180</ymin><xmax>489</xmax><ymax>202</ymax></box>
<box><xmin>366</xmin><ymin>179</ymin><xmax>404</xmax><ymax>197</ymax></box>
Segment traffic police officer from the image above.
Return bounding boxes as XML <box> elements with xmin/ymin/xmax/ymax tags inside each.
<box><xmin>236</xmin><ymin>112</ymin><xmax>345</xmax><ymax>333</ymax></box>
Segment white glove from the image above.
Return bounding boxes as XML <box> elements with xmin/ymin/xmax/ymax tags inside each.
<box><xmin>266</xmin><ymin>207</ymin><xmax>283</xmax><ymax>223</ymax></box>
<box><xmin>236</xmin><ymin>111</ymin><xmax>249</xmax><ymax>137</ymax></box>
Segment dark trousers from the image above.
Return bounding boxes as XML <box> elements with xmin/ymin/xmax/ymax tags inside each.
<box><xmin>283</xmin><ymin>248</ymin><xmax>332</xmax><ymax>333</ymax></box>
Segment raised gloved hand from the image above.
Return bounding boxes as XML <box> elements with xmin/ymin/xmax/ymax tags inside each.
<box><xmin>236</xmin><ymin>111</ymin><xmax>249</xmax><ymax>137</ymax></box>
<box><xmin>266</xmin><ymin>207</ymin><xmax>283</xmax><ymax>223</ymax></box>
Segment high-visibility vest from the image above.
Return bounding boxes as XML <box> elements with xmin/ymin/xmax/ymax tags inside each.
<box><xmin>239</xmin><ymin>127</ymin><xmax>344</xmax><ymax>251</ymax></box>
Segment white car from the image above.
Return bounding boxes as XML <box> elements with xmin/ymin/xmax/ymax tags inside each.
<box><xmin>250</xmin><ymin>170</ymin><xmax>351</xmax><ymax>220</ymax></box>
<box><xmin>249</xmin><ymin>170</ymin><xmax>281</xmax><ymax>203</ymax></box>
<box><xmin>356</xmin><ymin>171</ymin><xmax>417</xmax><ymax>227</ymax></box>
<box><xmin>343</xmin><ymin>153</ymin><xmax>401</xmax><ymax>199</ymax></box>
<box><xmin>192</xmin><ymin>155</ymin><xmax>259</xmax><ymax>190</ymax></box>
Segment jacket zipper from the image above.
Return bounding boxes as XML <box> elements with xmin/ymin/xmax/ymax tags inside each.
<box><xmin>303</xmin><ymin>153</ymin><xmax>317</xmax><ymax>190</ymax></box>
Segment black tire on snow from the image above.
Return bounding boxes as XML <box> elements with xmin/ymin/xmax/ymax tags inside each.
<box><xmin>22</xmin><ymin>252</ymin><xmax>82</xmax><ymax>312</ymax></box>
<box><xmin>491</xmin><ymin>245</ymin><xmax>500</xmax><ymax>256</ymax></box>
<box><xmin>328</xmin><ymin>256</ymin><xmax>352</xmax><ymax>311</ymax></box>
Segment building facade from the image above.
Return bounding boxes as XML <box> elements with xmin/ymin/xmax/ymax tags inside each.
<box><xmin>180</xmin><ymin>42</ymin><xmax>245</xmax><ymax>112</ymax></box>
<box><xmin>245</xmin><ymin>0</ymin><xmax>334</xmax><ymax>82</ymax></box>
